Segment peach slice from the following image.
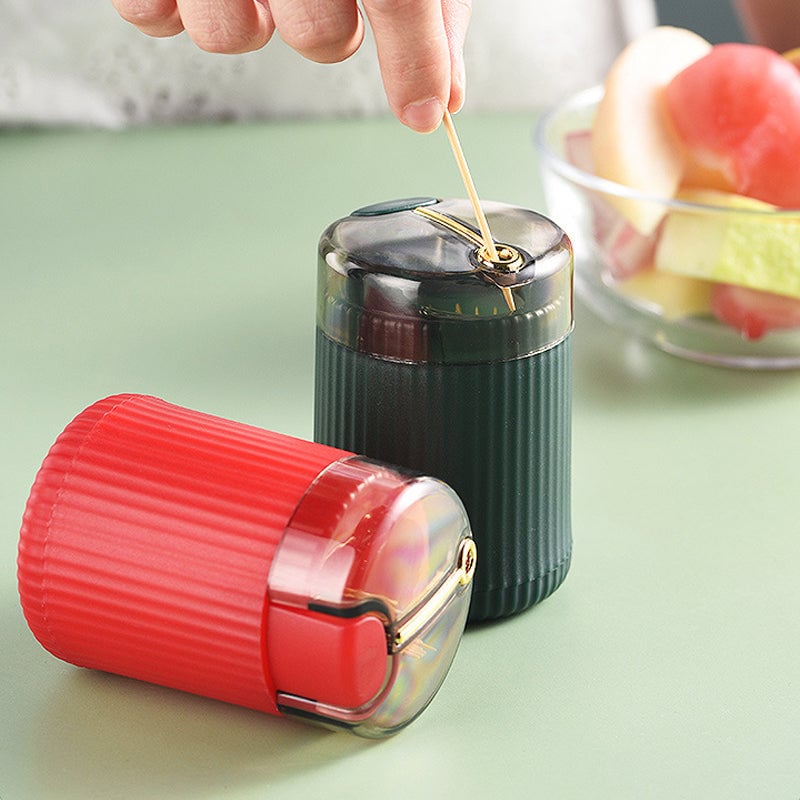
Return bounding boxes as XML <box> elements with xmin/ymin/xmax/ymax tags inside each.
<box><xmin>591</xmin><ymin>26</ymin><xmax>711</xmax><ymax>235</ymax></box>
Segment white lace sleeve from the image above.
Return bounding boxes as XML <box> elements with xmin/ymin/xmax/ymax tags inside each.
<box><xmin>0</xmin><ymin>0</ymin><xmax>656</xmax><ymax>127</ymax></box>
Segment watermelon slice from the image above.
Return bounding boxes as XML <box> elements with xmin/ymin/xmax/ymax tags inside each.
<box><xmin>711</xmin><ymin>283</ymin><xmax>800</xmax><ymax>340</ymax></box>
<box><xmin>666</xmin><ymin>43</ymin><xmax>800</xmax><ymax>209</ymax></box>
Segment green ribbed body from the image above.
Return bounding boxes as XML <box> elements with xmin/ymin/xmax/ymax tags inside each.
<box><xmin>314</xmin><ymin>331</ymin><xmax>572</xmax><ymax>622</ymax></box>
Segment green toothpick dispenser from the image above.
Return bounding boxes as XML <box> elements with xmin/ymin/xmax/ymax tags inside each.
<box><xmin>314</xmin><ymin>197</ymin><xmax>573</xmax><ymax>621</ymax></box>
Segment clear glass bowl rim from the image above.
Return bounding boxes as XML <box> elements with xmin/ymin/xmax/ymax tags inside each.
<box><xmin>533</xmin><ymin>84</ymin><xmax>800</xmax><ymax>218</ymax></box>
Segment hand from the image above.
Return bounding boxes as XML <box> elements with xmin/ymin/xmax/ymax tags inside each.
<box><xmin>111</xmin><ymin>0</ymin><xmax>472</xmax><ymax>132</ymax></box>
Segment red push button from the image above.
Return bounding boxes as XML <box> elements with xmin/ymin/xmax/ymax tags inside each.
<box><xmin>267</xmin><ymin>606</ymin><xmax>388</xmax><ymax>710</ymax></box>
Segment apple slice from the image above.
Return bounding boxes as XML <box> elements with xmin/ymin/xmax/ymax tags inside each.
<box><xmin>565</xmin><ymin>129</ymin><xmax>662</xmax><ymax>278</ymax></box>
<box><xmin>711</xmin><ymin>283</ymin><xmax>800</xmax><ymax>339</ymax></box>
<box><xmin>591</xmin><ymin>26</ymin><xmax>711</xmax><ymax>235</ymax></box>
<box><xmin>564</xmin><ymin>130</ymin><xmax>618</xmax><ymax>242</ymax></box>
<box><xmin>665</xmin><ymin>43</ymin><xmax>800</xmax><ymax>208</ymax></box>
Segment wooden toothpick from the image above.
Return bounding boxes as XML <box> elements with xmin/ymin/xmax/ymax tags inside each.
<box><xmin>442</xmin><ymin>111</ymin><xmax>516</xmax><ymax>312</ymax></box>
<box><xmin>442</xmin><ymin>110</ymin><xmax>499</xmax><ymax>262</ymax></box>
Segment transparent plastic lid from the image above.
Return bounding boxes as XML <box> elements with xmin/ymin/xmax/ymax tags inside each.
<box><xmin>318</xmin><ymin>197</ymin><xmax>574</xmax><ymax>364</ymax></box>
<box><xmin>266</xmin><ymin>456</ymin><xmax>476</xmax><ymax>738</ymax></box>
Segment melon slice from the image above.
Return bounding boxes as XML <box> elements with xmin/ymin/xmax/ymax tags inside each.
<box><xmin>784</xmin><ymin>47</ymin><xmax>800</xmax><ymax>69</ymax></box>
<box><xmin>655</xmin><ymin>190</ymin><xmax>800</xmax><ymax>300</ymax></box>
<box><xmin>618</xmin><ymin>269</ymin><xmax>713</xmax><ymax>320</ymax></box>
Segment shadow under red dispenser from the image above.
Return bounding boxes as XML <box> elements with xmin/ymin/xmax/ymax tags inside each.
<box><xmin>17</xmin><ymin>394</ymin><xmax>476</xmax><ymax>738</ymax></box>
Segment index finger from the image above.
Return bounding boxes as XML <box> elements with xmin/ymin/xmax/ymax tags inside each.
<box><xmin>361</xmin><ymin>0</ymin><xmax>452</xmax><ymax>133</ymax></box>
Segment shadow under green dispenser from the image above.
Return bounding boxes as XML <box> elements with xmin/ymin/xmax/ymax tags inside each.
<box><xmin>314</xmin><ymin>197</ymin><xmax>574</xmax><ymax>621</ymax></box>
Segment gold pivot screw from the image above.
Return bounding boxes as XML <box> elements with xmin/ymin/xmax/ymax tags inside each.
<box><xmin>477</xmin><ymin>243</ymin><xmax>524</xmax><ymax>273</ymax></box>
<box><xmin>457</xmin><ymin>537</ymin><xmax>477</xmax><ymax>586</ymax></box>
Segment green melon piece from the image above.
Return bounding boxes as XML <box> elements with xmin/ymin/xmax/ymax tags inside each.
<box><xmin>655</xmin><ymin>190</ymin><xmax>800</xmax><ymax>299</ymax></box>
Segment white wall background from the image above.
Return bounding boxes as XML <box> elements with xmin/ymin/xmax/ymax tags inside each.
<box><xmin>0</xmin><ymin>0</ymin><xmax>658</xmax><ymax>126</ymax></box>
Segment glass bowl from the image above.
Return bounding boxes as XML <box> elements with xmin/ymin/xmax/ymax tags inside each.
<box><xmin>535</xmin><ymin>85</ymin><xmax>800</xmax><ymax>369</ymax></box>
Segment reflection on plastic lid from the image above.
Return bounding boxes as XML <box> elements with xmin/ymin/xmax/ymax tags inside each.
<box><xmin>268</xmin><ymin>457</ymin><xmax>475</xmax><ymax>737</ymax></box>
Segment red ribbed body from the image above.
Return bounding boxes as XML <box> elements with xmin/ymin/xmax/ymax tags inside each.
<box><xmin>17</xmin><ymin>395</ymin><xmax>348</xmax><ymax>713</ymax></box>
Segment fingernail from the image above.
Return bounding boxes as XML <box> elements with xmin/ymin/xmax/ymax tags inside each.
<box><xmin>456</xmin><ymin>55</ymin><xmax>466</xmax><ymax>103</ymax></box>
<box><xmin>401</xmin><ymin>97</ymin><xmax>444</xmax><ymax>133</ymax></box>
<box><xmin>450</xmin><ymin>56</ymin><xmax>467</xmax><ymax>113</ymax></box>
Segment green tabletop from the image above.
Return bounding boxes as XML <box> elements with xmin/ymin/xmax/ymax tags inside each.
<box><xmin>2</xmin><ymin>112</ymin><xmax>798</xmax><ymax>800</ymax></box>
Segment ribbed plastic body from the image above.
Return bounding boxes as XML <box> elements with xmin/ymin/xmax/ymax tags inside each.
<box><xmin>315</xmin><ymin>332</ymin><xmax>572</xmax><ymax>621</ymax></box>
<box><xmin>315</xmin><ymin>198</ymin><xmax>574</xmax><ymax>621</ymax></box>
<box><xmin>17</xmin><ymin>394</ymin><xmax>347</xmax><ymax>713</ymax></box>
<box><xmin>18</xmin><ymin>394</ymin><xmax>477</xmax><ymax>737</ymax></box>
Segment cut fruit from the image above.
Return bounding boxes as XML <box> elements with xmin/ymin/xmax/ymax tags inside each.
<box><xmin>665</xmin><ymin>43</ymin><xmax>800</xmax><ymax>208</ymax></box>
<box><xmin>563</xmin><ymin>129</ymin><xmax>594</xmax><ymax>175</ymax></box>
<box><xmin>711</xmin><ymin>283</ymin><xmax>800</xmax><ymax>339</ymax></box>
<box><xmin>565</xmin><ymin>129</ymin><xmax>657</xmax><ymax>279</ymax></box>
<box><xmin>591</xmin><ymin>26</ymin><xmax>711</xmax><ymax>235</ymax></box>
<box><xmin>654</xmin><ymin>190</ymin><xmax>800</xmax><ymax>299</ymax></box>
<box><xmin>783</xmin><ymin>47</ymin><xmax>800</xmax><ymax>69</ymax></box>
<box><xmin>618</xmin><ymin>268</ymin><xmax>713</xmax><ymax>320</ymax></box>
<box><xmin>597</xmin><ymin>216</ymin><xmax>659</xmax><ymax>280</ymax></box>
<box><xmin>680</xmin><ymin>162</ymin><xmax>735</xmax><ymax>194</ymax></box>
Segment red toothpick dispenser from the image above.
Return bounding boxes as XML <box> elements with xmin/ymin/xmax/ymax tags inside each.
<box><xmin>17</xmin><ymin>394</ymin><xmax>476</xmax><ymax>738</ymax></box>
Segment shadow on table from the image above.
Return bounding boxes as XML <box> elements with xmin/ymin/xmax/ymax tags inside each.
<box><xmin>30</xmin><ymin>668</ymin><xmax>369</xmax><ymax>799</ymax></box>
<box><xmin>571</xmin><ymin>300</ymin><xmax>800</xmax><ymax>410</ymax></box>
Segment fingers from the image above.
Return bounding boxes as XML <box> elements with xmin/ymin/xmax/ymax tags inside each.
<box><xmin>110</xmin><ymin>0</ymin><xmax>472</xmax><ymax>132</ymax></box>
<box><xmin>442</xmin><ymin>0</ymin><xmax>471</xmax><ymax>114</ymax></box>
<box><xmin>267</xmin><ymin>0</ymin><xmax>365</xmax><ymax>64</ymax></box>
<box><xmin>113</xmin><ymin>0</ymin><xmax>363</xmax><ymax>60</ymax></box>
<box><xmin>362</xmin><ymin>0</ymin><xmax>460</xmax><ymax>133</ymax></box>
<box><xmin>111</xmin><ymin>0</ymin><xmax>185</xmax><ymax>37</ymax></box>
<box><xmin>114</xmin><ymin>0</ymin><xmax>276</xmax><ymax>54</ymax></box>
<box><xmin>176</xmin><ymin>0</ymin><xmax>275</xmax><ymax>53</ymax></box>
